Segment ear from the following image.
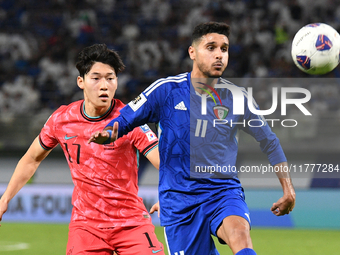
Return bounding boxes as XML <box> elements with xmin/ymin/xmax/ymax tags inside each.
<box><xmin>77</xmin><ymin>76</ymin><xmax>84</xmax><ymax>89</ymax></box>
<box><xmin>188</xmin><ymin>46</ymin><xmax>196</xmax><ymax>60</ymax></box>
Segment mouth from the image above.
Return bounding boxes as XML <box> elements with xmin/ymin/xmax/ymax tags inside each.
<box><xmin>99</xmin><ymin>93</ymin><xmax>109</xmax><ymax>100</ymax></box>
<box><xmin>213</xmin><ymin>62</ymin><xmax>223</xmax><ymax>69</ymax></box>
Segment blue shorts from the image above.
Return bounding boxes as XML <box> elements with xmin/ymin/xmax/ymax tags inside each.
<box><xmin>163</xmin><ymin>188</ymin><xmax>250</xmax><ymax>255</ymax></box>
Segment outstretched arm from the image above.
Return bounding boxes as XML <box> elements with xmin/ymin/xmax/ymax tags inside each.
<box><xmin>271</xmin><ymin>162</ymin><xmax>296</xmax><ymax>216</ymax></box>
<box><xmin>0</xmin><ymin>137</ymin><xmax>51</xmax><ymax>225</ymax></box>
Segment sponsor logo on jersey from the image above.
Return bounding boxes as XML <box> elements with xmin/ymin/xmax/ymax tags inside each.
<box><xmin>174</xmin><ymin>101</ymin><xmax>187</xmax><ymax>110</ymax></box>
<box><xmin>64</xmin><ymin>135</ymin><xmax>77</xmax><ymax>140</ymax></box>
<box><xmin>244</xmin><ymin>212</ymin><xmax>251</xmax><ymax>223</ymax></box>
<box><xmin>152</xmin><ymin>249</ymin><xmax>163</xmax><ymax>254</ymax></box>
<box><xmin>129</xmin><ymin>93</ymin><xmax>147</xmax><ymax>112</ymax></box>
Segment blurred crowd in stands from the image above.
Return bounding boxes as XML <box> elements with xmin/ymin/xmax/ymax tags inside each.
<box><xmin>0</xmin><ymin>0</ymin><xmax>340</xmax><ymax>125</ymax></box>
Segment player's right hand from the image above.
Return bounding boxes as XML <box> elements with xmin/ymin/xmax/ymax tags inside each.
<box><xmin>0</xmin><ymin>199</ymin><xmax>8</xmax><ymax>226</ymax></box>
<box><xmin>271</xmin><ymin>193</ymin><xmax>295</xmax><ymax>216</ymax></box>
<box><xmin>88</xmin><ymin>130</ymin><xmax>111</xmax><ymax>144</ymax></box>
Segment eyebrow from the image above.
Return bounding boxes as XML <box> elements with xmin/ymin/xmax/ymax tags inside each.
<box><xmin>89</xmin><ymin>72</ymin><xmax>116</xmax><ymax>76</ymax></box>
<box><xmin>205</xmin><ymin>42</ymin><xmax>229</xmax><ymax>47</ymax></box>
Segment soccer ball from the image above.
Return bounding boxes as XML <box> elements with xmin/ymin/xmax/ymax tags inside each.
<box><xmin>291</xmin><ymin>23</ymin><xmax>340</xmax><ymax>75</ymax></box>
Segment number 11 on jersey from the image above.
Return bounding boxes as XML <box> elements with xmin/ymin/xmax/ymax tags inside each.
<box><xmin>195</xmin><ymin>119</ymin><xmax>208</xmax><ymax>138</ymax></box>
<box><xmin>174</xmin><ymin>251</ymin><xmax>184</xmax><ymax>255</ymax></box>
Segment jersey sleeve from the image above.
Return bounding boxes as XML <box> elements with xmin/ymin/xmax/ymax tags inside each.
<box><xmin>241</xmin><ymin>94</ymin><xmax>287</xmax><ymax>166</ymax></box>
<box><xmin>38</xmin><ymin>110</ymin><xmax>61</xmax><ymax>150</ymax></box>
<box><xmin>128</xmin><ymin>124</ymin><xmax>159</xmax><ymax>156</ymax></box>
<box><xmin>106</xmin><ymin>78</ymin><xmax>164</xmax><ymax>137</ymax></box>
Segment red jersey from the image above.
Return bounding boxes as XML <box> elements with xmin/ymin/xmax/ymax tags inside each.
<box><xmin>39</xmin><ymin>99</ymin><xmax>158</xmax><ymax>228</ymax></box>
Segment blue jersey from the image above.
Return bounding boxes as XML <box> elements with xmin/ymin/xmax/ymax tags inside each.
<box><xmin>107</xmin><ymin>72</ymin><xmax>286</xmax><ymax>226</ymax></box>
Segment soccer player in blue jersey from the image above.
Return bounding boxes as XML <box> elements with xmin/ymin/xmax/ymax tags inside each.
<box><xmin>89</xmin><ymin>22</ymin><xmax>296</xmax><ymax>255</ymax></box>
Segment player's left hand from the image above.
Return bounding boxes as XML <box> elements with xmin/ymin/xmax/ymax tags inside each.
<box><xmin>271</xmin><ymin>193</ymin><xmax>295</xmax><ymax>216</ymax></box>
<box><xmin>150</xmin><ymin>201</ymin><xmax>160</xmax><ymax>218</ymax></box>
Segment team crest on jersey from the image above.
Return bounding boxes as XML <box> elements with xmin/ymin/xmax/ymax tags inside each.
<box><xmin>129</xmin><ymin>93</ymin><xmax>147</xmax><ymax>112</ymax></box>
<box><xmin>197</xmin><ymin>82</ymin><xmax>229</xmax><ymax>119</ymax></box>
<box><xmin>213</xmin><ymin>105</ymin><xmax>229</xmax><ymax>120</ymax></box>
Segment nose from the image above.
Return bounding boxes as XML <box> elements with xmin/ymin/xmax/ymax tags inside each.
<box><xmin>99</xmin><ymin>78</ymin><xmax>108</xmax><ymax>90</ymax></box>
<box><xmin>215</xmin><ymin>48</ymin><xmax>223</xmax><ymax>59</ymax></box>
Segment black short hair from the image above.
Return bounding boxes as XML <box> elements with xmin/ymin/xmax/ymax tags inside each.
<box><xmin>76</xmin><ymin>44</ymin><xmax>125</xmax><ymax>77</ymax></box>
<box><xmin>191</xmin><ymin>22</ymin><xmax>230</xmax><ymax>45</ymax></box>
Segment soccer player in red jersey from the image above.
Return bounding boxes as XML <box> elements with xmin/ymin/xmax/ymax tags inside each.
<box><xmin>0</xmin><ymin>44</ymin><xmax>164</xmax><ymax>255</ymax></box>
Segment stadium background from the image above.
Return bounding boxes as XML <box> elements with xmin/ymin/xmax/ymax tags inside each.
<box><xmin>0</xmin><ymin>0</ymin><xmax>340</xmax><ymax>252</ymax></box>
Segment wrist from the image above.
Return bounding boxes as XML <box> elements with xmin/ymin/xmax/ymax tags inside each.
<box><xmin>102</xmin><ymin>130</ymin><xmax>112</xmax><ymax>144</ymax></box>
<box><xmin>0</xmin><ymin>196</ymin><xmax>10</xmax><ymax>205</ymax></box>
<box><xmin>283</xmin><ymin>188</ymin><xmax>296</xmax><ymax>200</ymax></box>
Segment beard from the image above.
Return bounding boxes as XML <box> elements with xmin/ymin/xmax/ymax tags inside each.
<box><xmin>197</xmin><ymin>62</ymin><xmax>225</xmax><ymax>78</ymax></box>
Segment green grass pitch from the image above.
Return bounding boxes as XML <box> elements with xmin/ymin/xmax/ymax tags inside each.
<box><xmin>0</xmin><ymin>223</ymin><xmax>340</xmax><ymax>254</ymax></box>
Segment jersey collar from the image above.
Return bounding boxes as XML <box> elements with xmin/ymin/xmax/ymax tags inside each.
<box><xmin>80</xmin><ymin>100</ymin><xmax>115</xmax><ymax>122</ymax></box>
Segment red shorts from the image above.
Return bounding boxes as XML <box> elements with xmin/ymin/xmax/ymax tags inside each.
<box><xmin>66</xmin><ymin>223</ymin><xmax>164</xmax><ymax>255</ymax></box>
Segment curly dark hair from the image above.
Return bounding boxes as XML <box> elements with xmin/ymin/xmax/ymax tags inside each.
<box><xmin>191</xmin><ymin>22</ymin><xmax>230</xmax><ymax>45</ymax></box>
<box><xmin>76</xmin><ymin>44</ymin><xmax>125</xmax><ymax>77</ymax></box>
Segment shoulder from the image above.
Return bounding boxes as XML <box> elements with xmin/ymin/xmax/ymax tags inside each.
<box><xmin>48</xmin><ymin>100</ymin><xmax>82</xmax><ymax>122</ymax></box>
<box><xmin>218</xmin><ymin>78</ymin><xmax>248</xmax><ymax>100</ymax></box>
<box><xmin>155</xmin><ymin>72</ymin><xmax>189</xmax><ymax>85</ymax></box>
<box><xmin>143</xmin><ymin>73</ymin><xmax>189</xmax><ymax>95</ymax></box>
<box><xmin>55</xmin><ymin>100</ymin><xmax>82</xmax><ymax>114</ymax></box>
<box><xmin>219</xmin><ymin>78</ymin><xmax>246</xmax><ymax>92</ymax></box>
<box><xmin>113</xmin><ymin>99</ymin><xmax>126</xmax><ymax>111</ymax></box>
